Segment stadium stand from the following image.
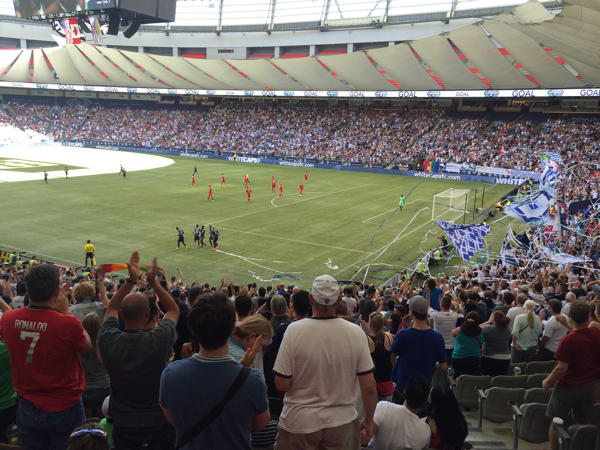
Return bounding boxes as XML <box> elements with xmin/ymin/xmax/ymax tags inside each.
<box><xmin>0</xmin><ymin>0</ymin><xmax>599</xmax><ymax>447</ymax></box>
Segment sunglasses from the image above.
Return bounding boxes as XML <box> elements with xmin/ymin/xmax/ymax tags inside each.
<box><xmin>70</xmin><ymin>428</ymin><xmax>107</xmax><ymax>439</ymax></box>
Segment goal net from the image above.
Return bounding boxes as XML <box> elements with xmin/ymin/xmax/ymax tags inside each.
<box><xmin>432</xmin><ymin>188</ymin><xmax>470</xmax><ymax>221</ymax></box>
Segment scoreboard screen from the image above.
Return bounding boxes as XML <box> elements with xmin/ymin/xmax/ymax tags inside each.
<box><xmin>14</xmin><ymin>0</ymin><xmax>116</xmax><ymax>18</ymax></box>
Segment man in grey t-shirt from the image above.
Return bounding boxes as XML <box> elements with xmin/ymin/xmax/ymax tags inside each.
<box><xmin>99</xmin><ymin>252</ymin><xmax>179</xmax><ymax>449</ymax></box>
<box><xmin>430</xmin><ymin>295</ymin><xmax>460</xmax><ymax>362</ymax></box>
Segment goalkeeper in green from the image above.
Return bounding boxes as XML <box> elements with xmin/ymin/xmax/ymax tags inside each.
<box><xmin>398</xmin><ymin>194</ymin><xmax>405</xmax><ymax>211</ymax></box>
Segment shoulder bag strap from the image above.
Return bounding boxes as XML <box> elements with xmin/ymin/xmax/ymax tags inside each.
<box><xmin>176</xmin><ymin>366</ymin><xmax>251</xmax><ymax>449</ymax></box>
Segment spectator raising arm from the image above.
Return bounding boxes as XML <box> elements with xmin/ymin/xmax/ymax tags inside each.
<box><xmin>105</xmin><ymin>251</ymin><xmax>142</xmax><ymax>320</ymax></box>
<box><xmin>147</xmin><ymin>257</ymin><xmax>179</xmax><ymax>325</ymax></box>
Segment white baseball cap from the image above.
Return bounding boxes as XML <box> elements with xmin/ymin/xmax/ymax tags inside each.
<box><xmin>311</xmin><ymin>274</ymin><xmax>340</xmax><ymax>305</ymax></box>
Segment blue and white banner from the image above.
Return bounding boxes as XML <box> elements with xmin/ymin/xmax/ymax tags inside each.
<box><xmin>504</xmin><ymin>188</ymin><xmax>556</xmax><ymax>225</ymax></box>
<box><xmin>540</xmin><ymin>160</ymin><xmax>560</xmax><ymax>188</ymax></box>
<box><xmin>542</xmin><ymin>151</ymin><xmax>563</xmax><ymax>163</ymax></box>
<box><xmin>435</xmin><ymin>220</ymin><xmax>491</xmax><ymax>261</ymax></box>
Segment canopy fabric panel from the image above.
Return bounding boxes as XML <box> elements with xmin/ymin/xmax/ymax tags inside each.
<box><xmin>228</xmin><ymin>59</ymin><xmax>306</xmax><ymax>90</ymax></box>
<box><xmin>447</xmin><ymin>24</ymin><xmax>529</xmax><ymax>89</ymax></box>
<box><xmin>365</xmin><ymin>45</ymin><xmax>439</xmax><ymax>90</ymax></box>
<box><xmin>318</xmin><ymin>51</ymin><xmax>392</xmax><ymax>91</ymax></box>
<box><xmin>272</xmin><ymin>57</ymin><xmax>349</xmax><ymax>90</ymax></box>
<box><xmin>186</xmin><ymin>59</ymin><xmax>263</xmax><ymax>90</ymax></box>
<box><xmin>411</xmin><ymin>35</ymin><xmax>484</xmax><ymax>89</ymax></box>
<box><xmin>0</xmin><ymin>0</ymin><xmax>598</xmax><ymax>90</ymax></box>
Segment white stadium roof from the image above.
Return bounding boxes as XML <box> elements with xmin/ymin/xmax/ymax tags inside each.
<box><xmin>0</xmin><ymin>0</ymin><xmax>598</xmax><ymax>92</ymax></box>
<box><xmin>0</xmin><ymin>0</ymin><xmax>557</xmax><ymax>27</ymax></box>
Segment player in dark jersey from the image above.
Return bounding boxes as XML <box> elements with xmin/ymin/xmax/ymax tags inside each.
<box><xmin>208</xmin><ymin>225</ymin><xmax>215</xmax><ymax>248</ymax></box>
<box><xmin>199</xmin><ymin>225</ymin><xmax>207</xmax><ymax>248</ymax></box>
<box><xmin>43</xmin><ymin>171</ymin><xmax>48</xmax><ymax>184</ymax></box>
<box><xmin>193</xmin><ymin>225</ymin><xmax>201</xmax><ymax>247</ymax></box>
<box><xmin>176</xmin><ymin>227</ymin><xmax>187</xmax><ymax>249</ymax></box>
<box><xmin>193</xmin><ymin>165</ymin><xmax>198</xmax><ymax>175</ymax></box>
<box><xmin>212</xmin><ymin>227</ymin><xmax>220</xmax><ymax>250</ymax></box>
<box><xmin>65</xmin><ymin>167</ymin><xmax>69</xmax><ymax>180</ymax></box>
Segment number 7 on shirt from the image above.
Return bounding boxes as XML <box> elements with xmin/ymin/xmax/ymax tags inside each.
<box><xmin>20</xmin><ymin>331</ymin><xmax>40</xmax><ymax>364</ymax></box>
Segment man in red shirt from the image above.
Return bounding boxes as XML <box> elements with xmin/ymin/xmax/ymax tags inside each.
<box><xmin>207</xmin><ymin>185</ymin><xmax>214</xmax><ymax>200</ymax></box>
<box><xmin>279</xmin><ymin>184</ymin><xmax>284</xmax><ymax>198</ymax></box>
<box><xmin>221</xmin><ymin>173</ymin><xmax>226</xmax><ymax>186</ymax></box>
<box><xmin>246</xmin><ymin>187</ymin><xmax>252</xmax><ymax>202</ymax></box>
<box><xmin>543</xmin><ymin>301</ymin><xmax>600</xmax><ymax>450</ymax></box>
<box><xmin>271</xmin><ymin>176</ymin><xmax>277</xmax><ymax>192</ymax></box>
<box><xmin>304</xmin><ymin>171</ymin><xmax>309</xmax><ymax>181</ymax></box>
<box><xmin>299</xmin><ymin>183</ymin><xmax>304</xmax><ymax>196</ymax></box>
<box><xmin>0</xmin><ymin>264</ymin><xmax>90</xmax><ymax>449</ymax></box>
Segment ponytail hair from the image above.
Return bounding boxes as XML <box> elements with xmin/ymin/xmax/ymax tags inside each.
<box><xmin>524</xmin><ymin>300</ymin><xmax>536</xmax><ymax>329</ymax></box>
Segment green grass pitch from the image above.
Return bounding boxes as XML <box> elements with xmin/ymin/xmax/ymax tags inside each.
<box><xmin>0</xmin><ymin>154</ymin><xmax>515</xmax><ymax>285</ymax></box>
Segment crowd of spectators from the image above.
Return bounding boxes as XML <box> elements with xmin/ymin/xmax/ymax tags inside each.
<box><xmin>2</xmin><ymin>99</ymin><xmax>598</xmax><ymax>212</ymax></box>
<box><xmin>0</xmin><ymin>249</ymin><xmax>598</xmax><ymax>449</ymax></box>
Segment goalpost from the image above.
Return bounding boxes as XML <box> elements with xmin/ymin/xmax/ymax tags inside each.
<box><xmin>432</xmin><ymin>188</ymin><xmax>470</xmax><ymax>222</ymax></box>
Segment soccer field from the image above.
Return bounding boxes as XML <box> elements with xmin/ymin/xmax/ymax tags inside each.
<box><xmin>0</xmin><ymin>146</ymin><xmax>516</xmax><ymax>285</ymax></box>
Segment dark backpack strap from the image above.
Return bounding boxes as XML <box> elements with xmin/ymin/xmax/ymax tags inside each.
<box><xmin>176</xmin><ymin>366</ymin><xmax>251</xmax><ymax>449</ymax></box>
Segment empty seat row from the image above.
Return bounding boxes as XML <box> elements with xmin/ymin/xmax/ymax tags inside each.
<box><xmin>509</xmin><ymin>360</ymin><xmax>557</xmax><ymax>375</ymax></box>
<box><xmin>512</xmin><ymin>404</ymin><xmax>600</xmax><ymax>450</ymax></box>
<box><xmin>454</xmin><ymin>374</ymin><xmax>549</xmax><ymax>410</ymax></box>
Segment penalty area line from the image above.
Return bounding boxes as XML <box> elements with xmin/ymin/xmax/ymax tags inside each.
<box><xmin>361</xmin><ymin>200</ymin><xmax>418</xmax><ymax>224</ymax></box>
<box><xmin>219</xmin><ymin>226</ymin><xmax>369</xmax><ymax>254</ymax></box>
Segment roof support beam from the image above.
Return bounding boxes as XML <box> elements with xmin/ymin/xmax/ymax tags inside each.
<box><xmin>267</xmin><ymin>0</ymin><xmax>276</xmax><ymax>33</ymax></box>
<box><xmin>216</xmin><ymin>0</ymin><xmax>224</xmax><ymax>35</ymax></box>
<box><xmin>448</xmin><ymin>0</ymin><xmax>458</xmax><ymax>19</ymax></box>
<box><xmin>321</xmin><ymin>0</ymin><xmax>331</xmax><ymax>28</ymax></box>
<box><xmin>384</xmin><ymin>0</ymin><xmax>391</xmax><ymax>23</ymax></box>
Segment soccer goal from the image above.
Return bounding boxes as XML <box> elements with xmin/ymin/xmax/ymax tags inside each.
<box><xmin>432</xmin><ymin>188</ymin><xmax>470</xmax><ymax>221</ymax></box>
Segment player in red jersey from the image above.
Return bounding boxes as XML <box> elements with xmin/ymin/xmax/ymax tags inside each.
<box><xmin>191</xmin><ymin>174</ymin><xmax>196</xmax><ymax>186</ymax></box>
<box><xmin>299</xmin><ymin>183</ymin><xmax>304</xmax><ymax>196</ymax></box>
<box><xmin>279</xmin><ymin>183</ymin><xmax>284</xmax><ymax>198</ymax></box>
<box><xmin>207</xmin><ymin>185</ymin><xmax>214</xmax><ymax>200</ymax></box>
<box><xmin>243</xmin><ymin>174</ymin><xmax>250</xmax><ymax>187</ymax></box>
<box><xmin>271</xmin><ymin>176</ymin><xmax>277</xmax><ymax>192</ymax></box>
<box><xmin>0</xmin><ymin>265</ymin><xmax>90</xmax><ymax>448</ymax></box>
<box><xmin>246</xmin><ymin>187</ymin><xmax>252</xmax><ymax>202</ymax></box>
<box><xmin>220</xmin><ymin>173</ymin><xmax>226</xmax><ymax>186</ymax></box>
<box><xmin>304</xmin><ymin>170</ymin><xmax>309</xmax><ymax>181</ymax></box>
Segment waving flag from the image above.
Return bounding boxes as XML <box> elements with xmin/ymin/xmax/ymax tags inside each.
<box><xmin>500</xmin><ymin>240</ymin><xmax>518</xmax><ymax>267</ymax></box>
<box><xmin>100</xmin><ymin>263</ymin><xmax>156</xmax><ymax>273</ymax></box>
<box><xmin>436</xmin><ymin>220</ymin><xmax>491</xmax><ymax>261</ymax></box>
<box><xmin>541</xmin><ymin>160</ymin><xmax>560</xmax><ymax>187</ymax></box>
<box><xmin>504</xmin><ymin>188</ymin><xmax>556</xmax><ymax>225</ymax></box>
<box><xmin>541</xmin><ymin>151</ymin><xmax>563</xmax><ymax>163</ymax></box>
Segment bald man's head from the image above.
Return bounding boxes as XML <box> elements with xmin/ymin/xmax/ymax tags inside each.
<box><xmin>121</xmin><ymin>292</ymin><xmax>150</xmax><ymax>322</ymax></box>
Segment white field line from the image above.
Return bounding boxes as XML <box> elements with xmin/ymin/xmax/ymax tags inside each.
<box><xmin>210</xmin><ymin>186</ymin><xmax>363</xmax><ymax>225</ymax></box>
<box><xmin>219</xmin><ymin>226</ymin><xmax>369</xmax><ymax>254</ymax></box>
<box><xmin>335</xmin><ymin>207</ymin><xmax>431</xmax><ymax>277</ymax></box>
<box><xmin>335</xmin><ymin>207</ymin><xmax>462</xmax><ymax>278</ymax></box>
<box><xmin>361</xmin><ymin>200</ymin><xmax>418</xmax><ymax>223</ymax></box>
<box><xmin>216</xmin><ymin>249</ymin><xmax>302</xmax><ymax>274</ymax></box>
